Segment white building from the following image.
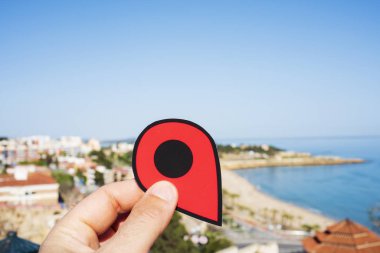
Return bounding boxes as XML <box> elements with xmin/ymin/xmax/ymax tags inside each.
<box><xmin>0</xmin><ymin>166</ymin><xmax>59</xmax><ymax>205</ymax></box>
<box><xmin>103</xmin><ymin>167</ymin><xmax>134</xmax><ymax>185</ymax></box>
<box><xmin>111</xmin><ymin>142</ymin><xmax>134</xmax><ymax>154</ymax></box>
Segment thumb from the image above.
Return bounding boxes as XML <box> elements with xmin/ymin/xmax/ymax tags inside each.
<box><xmin>98</xmin><ymin>181</ymin><xmax>178</xmax><ymax>253</ymax></box>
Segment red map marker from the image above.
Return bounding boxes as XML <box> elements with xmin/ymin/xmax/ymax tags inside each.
<box><xmin>132</xmin><ymin>119</ymin><xmax>222</xmax><ymax>226</ymax></box>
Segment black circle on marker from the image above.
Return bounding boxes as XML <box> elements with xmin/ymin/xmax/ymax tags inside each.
<box><xmin>154</xmin><ymin>140</ymin><xmax>193</xmax><ymax>178</ymax></box>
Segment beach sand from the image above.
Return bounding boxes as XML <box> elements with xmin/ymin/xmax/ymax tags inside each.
<box><xmin>221</xmin><ymin>169</ymin><xmax>335</xmax><ymax>230</ymax></box>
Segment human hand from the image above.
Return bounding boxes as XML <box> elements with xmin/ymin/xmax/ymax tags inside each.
<box><xmin>40</xmin><ymin>180</ymin><xmax>178</xmax><ymax>253</ymax></box>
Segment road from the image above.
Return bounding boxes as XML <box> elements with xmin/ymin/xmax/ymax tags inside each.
<box><xmin>223</xmin><ymin>219</ymin><xmax>305</xmax><ymax>253</ymax></box>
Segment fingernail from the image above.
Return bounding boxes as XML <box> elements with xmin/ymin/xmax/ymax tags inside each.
<box><xmin>148</xmin><ymin>181</ymin><xmax>177</xmax><ymax>202</ymax></box>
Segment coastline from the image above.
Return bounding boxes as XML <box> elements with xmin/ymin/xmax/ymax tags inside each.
<box><xmin>221</xmin><ymin>168</ymin><xmax>335</xmax><ymax>230</ymax></box>
<box><xmin>220</xmin><ymin>156</ymin><xmax>363</xmax><ymax>170</ymax></box>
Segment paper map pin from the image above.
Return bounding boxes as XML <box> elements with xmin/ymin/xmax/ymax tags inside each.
<box><xmin>132</xmin><ymin>119</ymin><xmax>222</xmax><ymax>226</ymax></box>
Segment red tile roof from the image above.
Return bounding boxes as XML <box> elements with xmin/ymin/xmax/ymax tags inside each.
<box><xmin>0</xmin><ymin>172</ymin><xmax>57</xmax><ymax>187</ymax></box>
<box><xmin>303</xmin><ymin>219</ymin><xmax>380</xmax><ymax>253</ymax></box>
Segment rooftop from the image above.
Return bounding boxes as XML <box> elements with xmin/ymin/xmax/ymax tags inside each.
<box><xmin>303</xmin><ymin>219</ymin><xmax>380</xmax><ymax>253</ymax></box>
<box><xmin>0</xmin><ymin>172</ymin><xmax>57</xmax><ymax>187</ymax></box>
<box><xmin>0</xmin><ymin>231</ymin><xmax>39</xmax><ymax>253</ymax></box>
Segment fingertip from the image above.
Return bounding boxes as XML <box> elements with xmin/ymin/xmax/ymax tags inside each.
<box><xmin>147</xmin><ymin>181</ymin><xmax>178</xmax><ymax>203</ymax></box>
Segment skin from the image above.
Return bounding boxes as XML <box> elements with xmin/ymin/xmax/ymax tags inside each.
<box><xmin>40</xmin><ymin>180</ymin><xmax>178</xmax><ymax>253</ymax></box>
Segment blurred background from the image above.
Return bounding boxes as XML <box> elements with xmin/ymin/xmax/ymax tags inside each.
<box><xmin>1</xmin><ymin>1</ymin><xmax>379</xmax><ymax>253</ymax></box>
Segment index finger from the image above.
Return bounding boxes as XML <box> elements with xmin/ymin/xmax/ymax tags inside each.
<box><xmin>60</xmin><ymin>179</ymin><xmax>144</xmax><ymax>244</ymax></box>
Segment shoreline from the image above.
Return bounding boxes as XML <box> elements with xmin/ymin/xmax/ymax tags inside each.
<box><xmin>220</xmin><ymin>156</ymin><xmax>363</xmax><ymax>170</ymax></box>
<box><xmin>221</xmin><ymin>168</ymin><xmax>335</xmax><ymax>230</ymax></box>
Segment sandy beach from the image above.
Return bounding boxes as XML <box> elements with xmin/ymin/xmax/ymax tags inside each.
<box><xmin>221</xmin><ymin>168</ymin><xmax>335</xmax><ymax>230</ymax></box>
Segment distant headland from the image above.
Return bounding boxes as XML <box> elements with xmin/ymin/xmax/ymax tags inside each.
<box><xmin>217</xmin><ymin>144</ymin><xmax>364</xmax><ymax>170</ymax></box>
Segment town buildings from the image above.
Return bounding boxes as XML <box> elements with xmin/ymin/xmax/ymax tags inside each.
<box><xmin>0</xmin><ymin>136</ymin><xmax>100</xmax><ymax>165</ymax></box>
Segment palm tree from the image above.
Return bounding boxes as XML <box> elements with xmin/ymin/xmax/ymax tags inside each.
<box><xmin>281</xmin><ymin>212</ymin><xmax>291</xmax><ymax>228</ymax></box>
<box><xmin>287</xmin><ymin>214</ymin><xmax>294</xmax><ymax>228</ymax></box>
<box><xmin>249</xmin><ymin>210</ymin><xmax>255</xmax><ymax>218</ymax></box>
<box><xmin>229</xmin><ymin>193</ymin><xmax>240</xmax><ymax>207</ymax></box>
<box><xmin>271</xmin><ymin>209</ymin><xmax>278</xmax><ymax>223</ymax></box>
<box><xmin>297</xmin><ymin>215</ymin><xmax>303</xmax><ymax>228</ymax></box>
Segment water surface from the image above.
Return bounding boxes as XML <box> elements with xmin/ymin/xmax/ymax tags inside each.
<box><xmin>227</xmin><ymin>137</ymin><xmax>380</xmax><ymax>229</ymax></box>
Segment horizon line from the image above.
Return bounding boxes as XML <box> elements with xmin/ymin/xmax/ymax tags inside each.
<box><xmin>2</xmin><ymin>134</ymin><xmax>380</xmax><ymax>143</ymax></box>
<box><xmin>100</xmin><ymin>134</ymin><xmax>380</xmax><ymax>143</ymax></box>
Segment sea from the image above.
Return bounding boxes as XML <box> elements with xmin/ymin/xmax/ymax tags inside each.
<box><xmin>219</xmin><ymin>136</ymin><xmax>380</xmax><ymax>230</ymax></box>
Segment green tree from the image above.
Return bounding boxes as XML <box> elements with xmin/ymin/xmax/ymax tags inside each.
<box><xmin>301</xmin><ymin>224</ymin><xmax>320</xmax><ymax>232</ymax></box>
<box><xmin>95</xmin><ymin>171</ymin><xmax>104</xmax><ymax>186</ymax></box>
<box><xmin>52</xmin><ymin>170</ymin><xmax>74</xmax><ymax>189</ymax></box>
<box><xmin>151</xmin><ymin>212</ymin><xmax>198</xmax><ymax>253</ymax></box>
<box><xmin>200</xmin><ymin>232</ymin><xmax>232</xmax><ymax>253</ymax></box>
<box><xmin>76</xmin><ymin>170</ymin><xmax>87</xmax><ymax>184</ymax></box>
<box><xmin>89</xmin><ymin>150</ymin><xmax>113</xmax><ymax>168</ymax></box>
<box><xmin>119</xmin><ymin>151</ymin><xmax>133</xmax><ymax>166</ymax></box>
<box><xmin>152</xmin><ymin>212</ymin><xmax>232</xmax><ymax>253</ymax></box>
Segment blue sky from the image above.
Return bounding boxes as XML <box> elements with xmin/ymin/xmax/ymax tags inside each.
<box><xmin>1</xmin><ymin>1</ymin><xmax>379</xmax><ymax>140</ymax></box>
